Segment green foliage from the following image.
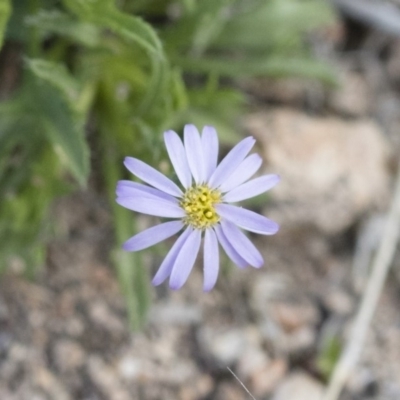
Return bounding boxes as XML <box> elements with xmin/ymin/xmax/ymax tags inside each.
<box><xmin>0</xmin><ymin>94</ymin><xmax>69</xmax><ymax>275</ymax></box>
<box><xmin>25</xmin><ymin>10</ymin><xmax>100</xmax><ymax>48</ymax></box>
<box><xmin>0</xmin><ymin>0</ymin><xmax>11</xmax><ymax>49</ymax></box>
<box><xmin>27</xmin><ymin>59</ymin><xmax>91</xmax><ymax>185</ymax></box>
<box><xmin>0</xmin><ymin>0</ymin><xmax>337</xmax><ymax>329</ymax></box>
<box><xmin>164</xmin><ymin>0</ymin><xmax>336</xmax><ymax>84</ymax></box>
<box><xmin>317</xmin><ymin>335</ymin><xmax>343</xmax><ymax>380</ymax></box>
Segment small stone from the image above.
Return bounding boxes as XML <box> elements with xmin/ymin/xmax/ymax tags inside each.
<box><xmin>214</xmin><ymin>381</ymin><xmax>247</xmax><ymax>400</ymax></box>
<box><xmin>322</xmin><ymin>287</ymin><xmax>354</xmax><ymax>315</ymax></box>
<box><xmin>53</xmin><ymin>339</ymin><xmax>85</xmax><ymax>372</ymax></box>
<box><xmin>199</xmin><ymin>326</ymin><xmax>265</xmax><ymax>367</ymax></box>
<box><xmin>250</xmin><ymin>358</ymin><xmax>288</xmax><ymax>397</ymax></box>
<box><xmin>34</xmin><ymin>367</ymin><xmax>71</xmax><ymax>400</ymax></box>
<box><xmin>269</xmin><ymin>301</ymin><xmax>320</xmax><ymax>333</ymax></box>
<box><xmin>329</xmin><ymin>70</ymin><xmax>371</xmax><ymax>116</ymax></box>
<box><xmin>272</xmin><ymin>372</ymin><xmax>324</xmax><ymax>400</ymax></box>
<box><xmin>250</xmin><ymin>275</ymin><xmax>320</xmax><ymax>355</ymax></box>
<box><xmin>64</xmin><ymin>316</ymin><xmax>85</xmax><ymax>337</ymax></box>
<box><xmin>236</xmin><ymin>343</ymin><xmax>270</xmax><ymax>378</ymax></box>
<box><xmin>118</xmin><ymin>355</ymin><xmax>142</xmax><ymax>380</ymax></box>
<box><xmin>262</xmin><ymin>325</ymin><xmax>316</xmax><ymax>356</ymax></box>
<box><xmin>198</xmin><ymin>327</ymin><xmax>248</xmax><ymax>366</ymax></box>
<box><xmin>149</xmin><ymin>302</ymin><xmax>201</xmax><ymax>325</ymax></box>
<box><xmin>87</xmin><ymin>356</ymin><xmax>131</xmax><ymax>400</ymax></box>
<box><xmin>179</xmin><ymin>374</ymin><xmax>214</xmax><ymax>400</ymax></box>
<box><xmin>88</xmin><ymin>301</ymin><xmax>125</xmax><ymax>333</ymax></box>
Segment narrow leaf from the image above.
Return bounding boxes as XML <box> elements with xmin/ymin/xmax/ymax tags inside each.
<box><xmin>0</xmin><ymin>0</ymin><xmax>11</xmax><ymax>50</ymax></box>
<box><xmin>27</xmin><ymin>59</ymin><xmax>90</xmax><ymax>185</ymax></box>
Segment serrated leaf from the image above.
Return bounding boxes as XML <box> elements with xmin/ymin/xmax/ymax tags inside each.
<box><xmin>0</xmin><ymin>0</ymin><xmax>11</xmax><ymax>49</ymax></box>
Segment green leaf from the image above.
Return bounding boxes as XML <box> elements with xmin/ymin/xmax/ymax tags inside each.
<box><xmin>25</xmin><ymin>10</ymin><xmax>100</xmax><ymax>48</ymax></box>
<box><xmin>175</xmin><ymin>55</ymin><xmax>338</xmax><ymax>86</ymax></box>
<box><xmin>63</xmin><ymin>0</ymin><xmax>168</xmax><ymax>116</ymax></box>
<box><xmin>102</xmin><ymin>137</ymin><xmax>151</xmax><ymax>331</ymax></box>
<box><xmin>0</xmin><ymin>0</ymin><xmax>11</xmax><ymax>50</ymax></box>
<box><xmin>163</xmin><ymin>0</ymin><xmax>235</xmax><ymax>55</ymax></box>
<box><xmin>27</xmin><ymin>59</ymin><xmax>90</xmax><ymax>186</ymax></box>
<box><xmin>26</xmin><ymin>58</ymin><xmax>81</xmax><ymax>106</ymax></box>
<box><xmin>317</xmin><ymin>335</ymin><xmax>342</xmax><ymax>379</ymax></box>
<box><xmin>63</xmin><ymin>0</ymin><xmax>163</xmax><ymax>56</ymax></box>
<box><xmin>214</xmin><ymin>0</ymin><xmax>335</xmax><ymax>54</ymax></box>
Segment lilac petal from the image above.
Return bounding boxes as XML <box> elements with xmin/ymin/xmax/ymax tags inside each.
<box><xmin>184</xmin><ymin>124</ymin><xmax>206</xmax><ymax>184</ymax></box>
<box><xmin>169</xmin><ymin>228</ymin><xmax>202</xmax><ymax>290</ymax></box>
<box><xmin>152</xmin><ymin>226</ymin><xmax>192</xmax><ymax>286</ymax></box>
<box><xmin>123</xmin><ymin>220</ymin><xmax>184</xmax><ymax>252</ymax></box>
<box><xmin>203</xmin><ymin>228</ymin><xmax>219</xmax><ymax>292</ymax></box>
<box><xmin>116</xmin><ymin>185</ymin><xmax>179</xmax><ymax>205</ymax></box>
<box><xmin>208</xmin><ymin>136</ymin><xmax>255</xmax><ymax>188</ymax></box>
<box><xmin>218</xmin><ymin>154</ymin><xmax>262</xmax><ymax>193</ymax></box>
<box><xmin>124</xmin><ymin>157</ymin><xmax>182</xmax><ymax>197</ymax></box>
<box><xmin>164</xmin><ymin>130</ymin><xmax>192</xmax><ymax>188</ymax></box>
<box><xmin>216</xmin><ymin>204</ymin><xmax>279</xmax><ymax>235</ymax></box>
<box><xmin>214</xmin><ymin>224</ymin><xmax>248</xmax><ymax>269</ymax></box>
<box><xmin>224</xmin><ymin>174</ymin><xmax>280</xmax><ymax>203</ymax></box>
<box><xmin>220</xmin><ymin>220</ymin><xmax>263</xmax><ymax>268</ymax></box>
<box><xmin>116</xmin><ymin>196</ymin><xmax>185</xmax><ymax>218</ymax></box>
<box><xmin>116</xmin><ymin>180</ymin><xmax>176</xmax><ymax>202</ymax></box>
<box><xmin>201</xmin><ymin>126</ymin><xmax>219</xmax><ymax>181</ymax></box>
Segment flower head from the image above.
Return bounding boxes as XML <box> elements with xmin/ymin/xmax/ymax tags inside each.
<box><xmin>116</xmin><ymin>124</ymin><xmax>279</xmax><ymax>291</ymax></box>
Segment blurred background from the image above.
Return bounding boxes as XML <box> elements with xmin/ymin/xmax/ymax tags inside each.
<box><xmin>0</xmin><ymin>0</ymin><xmax>400</xmax><ymax>399</ymax></box>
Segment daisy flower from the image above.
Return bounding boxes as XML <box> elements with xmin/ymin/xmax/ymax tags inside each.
<box><xmin>116</xmin><ymin>124</ymin><xmax>279</xmax><ymax>291</ymax></box>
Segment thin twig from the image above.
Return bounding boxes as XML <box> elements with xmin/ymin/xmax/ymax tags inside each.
<box><xmin>323</xmin><ymin>161</ymin><xmax>400</xmax><ymax>400</ymax></box>
<box><xmin>227</xmin><ymin>367</ymin><xmax>257</xmax><ymax>400</ymax></box>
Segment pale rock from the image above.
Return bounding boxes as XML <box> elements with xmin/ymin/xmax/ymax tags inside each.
<box><xmin>87</xmin><ymin>356</ymin><xmax>131</xmax><ymax>400</ymax></box>
<box><xmin>245</xmin><ymin>109</ymin><xmax>390</xmax><ymax>233</ymax></box>
<box><xmin>249</xmin><ymin>358</ymin><xmax>288</xmax><ymax>397</ymax></box>
<box><xmin>214</xmin><ymin>381</ymin><xmax>247</xmax><ymax>400</ymax></box>
<box><xmin>272</xmin><ymin>372</ymin><xmax>324</xmax><ymax>400</ymax></box>
<box><xmin>64</xmin><ymin>316</ymin><xmax>85</xmax><ymax>337</ymax></box>
<box><xmin>118</xmin><ymin>355</ymin><xmax>142</xmax><ymax>380</ymax></box>
<box><xmin>329</xmin><ymin>70</ymin><xmax>371</xmax><ymax>116</ymax></box>
<box><xmin>88</xmin><ymin>301</ymin><xmax>125</xmax><ymax>333</ymax></box>
<box><xmin>199</xmin><ymin>328</ymin><xmax>249</xmax><ymax>366</ymax></box>
<box><xmin>268</xmin><ymin>301</ymin><xmax>320</xmax><ymax>333</ymax></box>
<box><xmin>322</xmin><ymin>286</ymin><xmax>354</xmax><ymax>315</ymax></box>
<box><xmin>34</xmin><ymin>367</ymin><xmax>71</xmax><ymax>400</ymax></box>
<box><xmin>149</xmin><ymin>302</ymin><xmax>202</xmax><ymax>325</ymax></box>
<box><xmin>262</xmin><ymin>325</ymin><xmax>316</xmax><ymax>355</ymax></box>
<box><xmin>179</xmin><ymin>374</ymin><xmax>214</xmax><ymax>400</ymax></box>
<box><xmin>236</xmin><ymin>344</ymin><xmax>270</xmax><ymax>378</ymax></box>
<box><xmin>198</xmin><ymin>325</ymin><xmax>266</xmax><ymax>368</ymax></box>
<box><xmin>53</xmin><ymin>339</ymin><xmax>85</xmax><ymax>372</ymax></box>
<box><xmin>250</xmin><ymin>275</ymin><xmax>320</xmax><ymax>355</ymax></box>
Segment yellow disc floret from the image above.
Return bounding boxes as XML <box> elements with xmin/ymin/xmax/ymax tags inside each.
<box><xmin>180</xmin><ymin>185</ymin><xmax>222</xmax><ymax>229</ymax></box>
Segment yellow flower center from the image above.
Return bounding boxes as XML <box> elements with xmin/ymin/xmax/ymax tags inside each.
<box><xmin>180</xmin><ymin>185</ymin><xmax>221</xmax><ymax>229</ymax></box>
